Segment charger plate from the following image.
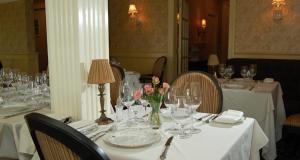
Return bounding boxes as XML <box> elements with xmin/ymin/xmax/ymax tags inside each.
<box><xmin>103</xmin><ymin>128</ymin><xmax>161</xmax><ymax>148</ymax></box>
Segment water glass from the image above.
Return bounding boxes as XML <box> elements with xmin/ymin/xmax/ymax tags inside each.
<box><xmin>240</xmin><ymin>66</ymin><xmax>248</xmax><ymax>79</ymax></box>
<box><xmin>218</xmin><ymin>64</ymin><xmax>226</xmax><ymax>78</ymax></box>
<box><xmin>249</xmin><ymin>64</ymin><xmax>257</xmax><ymax>80</ymax></box>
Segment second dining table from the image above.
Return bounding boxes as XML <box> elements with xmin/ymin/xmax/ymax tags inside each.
<box><xmin>221</xmin><ymin>79</ymin><xmax>286</xmax><ymax>160</ymax></box>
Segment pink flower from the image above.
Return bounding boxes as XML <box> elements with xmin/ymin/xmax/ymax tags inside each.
<box><xmin>144</xmin><ymin>84</ymin><xmax>154</xmax><ymax>95</ymax></box>
<box><xmin>133</xmin><ymin>89</ymin><xmax>142</xmax><ymax>100</ymax></box>
<box><xmin>162</xmin><ymin>82</ymin><xmax>170</xmax><ymax>90</ymax></box>
<box><xmin>152</xmin><ymin>76</ymin><xmax>160</xmax><ymax>85</ymax></box>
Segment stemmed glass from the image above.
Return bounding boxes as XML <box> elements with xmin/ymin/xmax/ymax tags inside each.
<box><xmin>249</xmin><ymin>64</ymin><xmax>257</xmax><ymax>80</ymax></box>
<box><xmin>120</xmin><ymin>81</ymin><xmax>135</xmax><ymax>125</ymax></box>
<box><xmin>218</xmin><ymin>64</ymin><xmax>226</xmax><ymax>79</ymax></box>
<box><xmin>224</xmin><ymin>65</ymin><xmax>235</xmax><ymax>80</ymax></box>
<box><xmin>183</xmin><ymin>82</ymin><xmax>202</xmax><ymax>134</ymax></box>
<box><xmin>164</xmin><ymin>87</ymin><xmax>180</xmax><ymax>133</ymax></box>
<box><xmin>240</xmin><ymin>66</ymin><xmax>248</xmax><ymax>79</ymax></box>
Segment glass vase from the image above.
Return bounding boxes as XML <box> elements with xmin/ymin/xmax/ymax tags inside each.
<box><xmin>149</xmin><ymin>100</ymin><xmax>161</xmax><ymax>129</ymax></box>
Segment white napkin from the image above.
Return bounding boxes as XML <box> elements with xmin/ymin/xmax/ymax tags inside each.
<box><xmin>68</xmin><ymin>120</ymin><xmax>94</xmax><ymax>129</ymax></box>
<box><xmin>214</xmin><ymin>110</ymin><xmax>244</xmax><ymax>124</ymax></box>
<box><xmin>264</xmin><ymin>78</ymin><xmax>274</xmax><ymax>83</ymax></box>
<box><xmin>85</xmin><ymin>124</ymin><xmax>113</xmax><ymax>138</ymax></box>
<box><xmin>1</xmin><ymin>102</ymin><xmax>27</xmax><ymax>108</ymax></box>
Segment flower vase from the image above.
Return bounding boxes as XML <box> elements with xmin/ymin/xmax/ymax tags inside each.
<box><xmin>149</xmin><ymin>100</ymin><xmax>161</xmax><ymax>129</ymax></box>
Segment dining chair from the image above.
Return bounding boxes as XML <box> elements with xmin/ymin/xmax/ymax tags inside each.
<box><xmin>171</xmin><ymin>71</ymin><xmax>223</xmax><ymax>114</ymax></box>
<box><xmin>283</xmin><ymin>113</ymin><xmax>300</xmax><ymax>135</ymax></box>
<box><xmin>25</xmin><ymin>113</ymin><xmax>110</xmax><ymax>160</ymax></box>
<box><xmin>140</xmin><ymin>56</ymin><xmax>167</xmax><ymax>83</ymax></box>
<box><xmin>110</xmin><ymin>63</ymin><xmax>125</xmax><ymax>111</ymax></box>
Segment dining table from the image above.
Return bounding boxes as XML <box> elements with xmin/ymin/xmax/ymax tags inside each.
<box><xmin>0</xmin><ymin>86</ymin><xmax>69</xmax><ymax>160</ymax></box>
<box><xmin>79</xmin><ymin>108</ymin><xmax>269</xmax><ymax>160</ymax></box>
<box><xmin>221</xmin><ymin>79</ymin><xmax>286</xmax><ymax>160</ymax></box>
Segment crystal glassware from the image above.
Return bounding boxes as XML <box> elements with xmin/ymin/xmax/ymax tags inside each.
<box><xmin>218</xmin><ymin>64</ymin><xmax>226</xmax><ymax>78</ymax></box>
<box><xmin>249</xmin><ymin>64</ymin><xmax>257</xmax><ymax>80</ymax></box>
<box><xmin>240</xmin><ymin>66</ymin><xmax>248</xmax><ymax>79</ymax></box>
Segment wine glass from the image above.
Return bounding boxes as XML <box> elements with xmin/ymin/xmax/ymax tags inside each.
<box><xmin>249</xmin><ymin>64</ymin><xmax>257</xmax><ymax>80</ymax></box>
<box><xmin>183</xmin><ymin>82</ymin><xmax>202</xmax><ymax>134</ymax></box>
<box><xmin>240</xmin><ymin>66</ymin><xmax>248</xmax><ymax>79</ymax></box>
<box><xmin>224</xmin><ymin>65</ymin><xmax>235</xmax><ymax>80</ymax></box>
<box><xmin>121</xmin><ymin>81</ymin><xmax>135</xmax><ymax>125</ymax></box>
<box><xmin>218</xmin><ymin>64</ymin><xmax>226</xmax><ymax>78</ymax></box>
<box><xmin>164</xmin><ymin>87</ymin><xmax>180</xmax><ymax>132</ymax></box>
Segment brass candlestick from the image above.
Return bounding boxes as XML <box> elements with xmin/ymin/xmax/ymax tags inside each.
<box><xmin>96</xmin><ymin>84</ymin><xmax>113</xmax><ymax>125</ymax></box>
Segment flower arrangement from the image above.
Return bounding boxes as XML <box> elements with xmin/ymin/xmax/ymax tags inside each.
<box><xmin>135</xmin><ymin>76</ymin><xmax>169</xmax><ymax>128</ymax></box>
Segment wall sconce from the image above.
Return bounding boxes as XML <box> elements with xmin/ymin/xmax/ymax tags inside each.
<box><xmin>201</xmin><ymin>19</ymin><xmax>207</xmax><ymax>29</ymax></box>
<box><xmin>128</xmin><ymin>4</ymin><xmax>141</xmax><ymax>27</ymax></box>
<box><xmin>197</xmin><ymin>18</ymin><xmax>207</xmax><ymax>41</ymax></box>
<box><xmin>272</xmin><ymin>0</ymin><xmax>286</xmax><ymax>21</ymax></box>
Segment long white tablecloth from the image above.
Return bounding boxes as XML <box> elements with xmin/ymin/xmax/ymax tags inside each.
<box><xmin>222</xmin><ymin>81</ymin><xmax>286</xmax><ymax>160</ymax></box>
<box><xmin>95</xmin><ymin>118</ymin><xmax>268</xmax><ymax>160</ymax></box>
<box><xmin>0</xmin><ymin>108</ymin><xmax>68</xmax><ymax>160</ymax></box>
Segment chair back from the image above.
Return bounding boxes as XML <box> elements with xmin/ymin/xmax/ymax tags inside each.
<box><xmin>110</xmin><ymin>63</ymin><xmax>125</xmax><ymax>109</ymax></box>
<box><xmin>152</xmin><ymin>56</ymin><xmax>167</xmax><ymax>79</ymax></box>
<box><xmin>25</xmin><ymin>113</ymin><xmax>110</xmax><ymax>160</ymax></box>
<box><xmin>171</xmin><ymin>71</ymin><xmax>223</xmax><ymax>113</ymax></box>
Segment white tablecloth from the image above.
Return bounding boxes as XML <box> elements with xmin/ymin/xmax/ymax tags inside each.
<box><xmin>95</xmin><ymin>118</ymin><xmax>268</xmax><ymax>160</ymax></box>
<box><xmin>0</xmin><ymin>108</ymin><xmax>68</xmax><ymax>160</ymax></box>
<box><xmin>222</xmin><ymin>81</ymin><xmax>286</xmax><ymax>160</ymax></box>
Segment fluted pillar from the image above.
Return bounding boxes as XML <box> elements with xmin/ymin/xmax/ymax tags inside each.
<box><xmin>46</xmin><ymin>0</ymin><xmax>110</xmax><ymax>120</ymax></box>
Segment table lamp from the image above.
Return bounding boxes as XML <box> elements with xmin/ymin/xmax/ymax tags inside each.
<box><xmin>207</xmin><ymin>54</ymin><xmax>220</xmax><ymax>77</ymax></box>
<box><xmin>88</xmin><ymin>59</ymin><xmax>115</xmax><ymax>125</ymax></box>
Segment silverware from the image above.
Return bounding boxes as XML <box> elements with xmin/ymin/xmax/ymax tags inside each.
<box><xmin>197</xmin><ymin>114</ymin><xmax>211</xmax><ymax>121</ymax></box>
<box><xmin>205</xmin><ymin>114</ymin><xmax>217</xmax><ymax>123</ymax></box>
<box><xmin>91</xmin><ymin>132</ymin><xmax>106</xmax><ymax>141</ymax></box>
<box><xmin>160</xmin><ymin>136</ymin><xmax>174</xmax><ymax>160</ymax></box>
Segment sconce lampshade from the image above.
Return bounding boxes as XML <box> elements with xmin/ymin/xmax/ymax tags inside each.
<box><xmin>201</xmin><ymin>19</ymin><xmax>207</xmax><ymax>29</ymax></box>
<box><xmin>128</xmin><ymin>4</ymin><xmax>138</xmax><ymax>17</ymax></box>
<box><xmin>207</xmin><ymin>54</ymin><xmax>220</xmax><ymax>66</ymax></box>
<box><xmin>272</xmin><ymin>0</ymin><xmax>286</xmax><ymax>7</ymax></box>
<box><xmin>87</xmin><ymin>59</ymin><xmax>115</xmax><ymax>84</ymax></box>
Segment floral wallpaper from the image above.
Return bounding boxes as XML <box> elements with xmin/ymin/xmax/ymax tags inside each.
<box><xmin>235</xmin><ymin>0</ymin><xmax>300</xmax><ymax>55</ymax></box>
<box><xmin>109</xmin><ymin>0</ymin><xmax>168</xmax><ymax>53</ymax></box>
<box><xmin>0</xmin><ymin>0</ymin><xmax>35</xmax><ymax>54</ymax></box>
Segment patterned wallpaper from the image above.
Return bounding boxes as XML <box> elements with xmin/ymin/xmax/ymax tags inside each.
<box><xmin>235</xmin><ymin>0</ymin><xmax>300</xmax><ymax>55</ymax></box>
<box><xmin>109</xmin><ymin>0</ymin><xmax>168</xmax><ymax>53</ymax></box>
<box><xmin>0</xmin><ymin>0</ymin><xmax>35</xmax><ymax>54</ymax></box>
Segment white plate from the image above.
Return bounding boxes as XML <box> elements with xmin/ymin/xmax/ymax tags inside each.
<box><xmin>161</xmin><ymin>108</ymin><xmax>189</xmax><ymax>119</ymax></box>
<box><xmin>223</xmin><ymin>84</ymin><xmax>247</xmax><ymax>89</ymax></box>
<box><xmin>103</xmin><ymin>128</ymin><xmax>161</xmax><ymax>148</ymax></box>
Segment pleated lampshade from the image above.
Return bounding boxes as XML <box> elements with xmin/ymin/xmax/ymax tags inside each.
<box><xmin>207</xmin><ymin>54</ymin><xmax>220</xmax><ymax>66</ymax></box>
<box><xmin>87</xmin><ymin>59</ymin><xmax>115</xmax><ymax>84</ymax></box>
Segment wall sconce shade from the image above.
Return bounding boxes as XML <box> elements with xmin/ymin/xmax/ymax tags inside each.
<box><xmin>128</xmin><ymin>4</ymin><xmax>138</xmax><ymax>18</ymax></box>
<box><xmin>272</xmin><ymin>0</ymin><xmax>286</xmax><ymax>21</ymax></box>
<box><xmin>207</xmin><ymin>54</ymin><xmax>220</xmax><ymax>66</ymax></box>
<box><xmin>201</xmin><ymin>19</ymin><xmax>207</xmax><ymax>29</ymax></box>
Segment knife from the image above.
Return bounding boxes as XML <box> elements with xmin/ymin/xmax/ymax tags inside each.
<box><xmin>160</xmin><ymin>136</ymin><xmax>174</xmax><ymax>160</ymax></box>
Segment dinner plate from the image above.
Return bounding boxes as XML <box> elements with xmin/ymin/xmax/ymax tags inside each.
<box><xmin>103</xmin><ymin>128</ymin><xmax>161</xmax><ymax>148</ymax></box>
<box><xmin>223</xmin><ymin>84</ymin><xmax>247</xmax><ymax>89</ymax></box>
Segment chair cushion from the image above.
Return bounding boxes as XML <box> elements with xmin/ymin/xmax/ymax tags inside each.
<box><xmin>284</xmin><ymin>113</ymin><xmax>300</xmax><ymax>128</ymax></box>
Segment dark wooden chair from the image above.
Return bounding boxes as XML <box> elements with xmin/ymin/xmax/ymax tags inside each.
<box><xmin>25</xmin><ymin>113</ymin><xmax>110</xmax><ymax>160</ymax></box>
<box><xmin>110</xmin><ymin>63</ymin><xmax>125</xmax><ymax>111</ymax></box>
<box><xmin>140</xmin><ymin>56</ymin><xmax>167</xmax><ymax>83</ymax></box>
<box><xmin>171</xmin><ymin>71</ymin><xmax>223</xmax><ymax>114</ymax></box>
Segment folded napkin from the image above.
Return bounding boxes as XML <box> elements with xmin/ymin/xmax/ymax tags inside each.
<box><xmin>264</xmin><ymin>78</ymin><xmax>274</xmax><ymax>83</ymax></box>
<box><xmin>1</xmin><ymin>102</ymin><xmax>28</xmax><ymax>108</ymax></box>
<box><xmin>68</xmin><ymin>120</ymin><xmax>95</xmax><ymax>129</ymax></box>
<box><xmin>214</xmin><ymin>110</ymin><xmax>244</xmax><ymax>124</ymax></box>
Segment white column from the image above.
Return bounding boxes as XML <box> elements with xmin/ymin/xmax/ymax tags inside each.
<box><xmin>46</xmin><ymin>0</ymin><xmax>110</xmax><ymax>120</ymax></box>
